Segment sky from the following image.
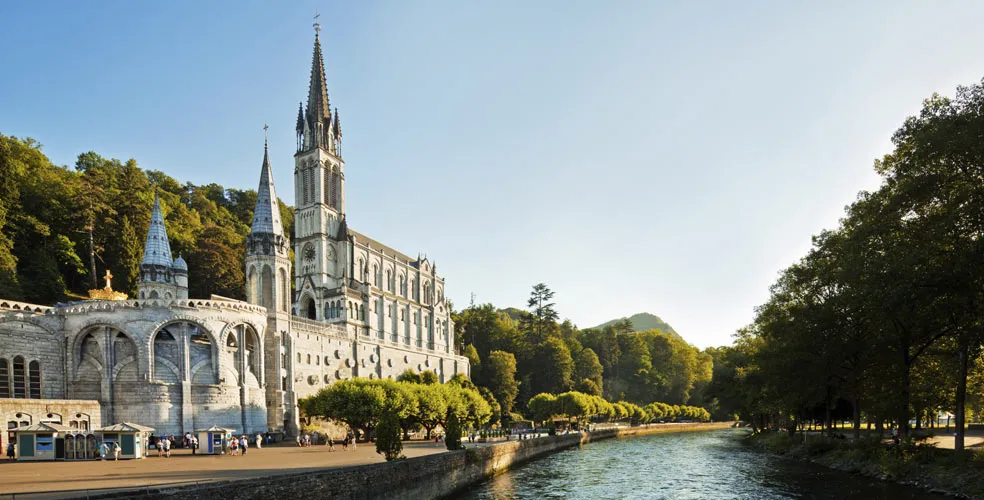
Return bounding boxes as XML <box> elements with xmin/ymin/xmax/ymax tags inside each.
<box><xmin>3</xmin><ymin>1</ymin><xmax>984</xmax><ymax>348</ymax></box>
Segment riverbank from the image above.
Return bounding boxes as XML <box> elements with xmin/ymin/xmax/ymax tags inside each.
<box><xmin>24</xmin><ymin>422</ymin><xmax>731</xmax><ymax>500</ymax></box>
<box><xmin>747</xmin><ymin>431</ymin><xmax>984</xmax><ymax>500</ymax></box>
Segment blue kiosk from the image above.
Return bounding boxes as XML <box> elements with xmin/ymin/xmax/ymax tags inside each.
<box><xmin>196</xmin><ymin>426</ymin><xmax>236</xmax><ymax>455</ymax></box>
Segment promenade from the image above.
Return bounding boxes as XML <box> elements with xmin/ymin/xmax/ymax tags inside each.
<box><xmin>0</xmin><ymin>440</ymin><xmax>462</xmax><ymax>499</ymax></box>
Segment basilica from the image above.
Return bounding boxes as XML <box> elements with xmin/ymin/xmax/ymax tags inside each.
<box><xmin>0</xmin><ymin>27</ymin><xmax>468</xmax><ymax>439</ymax></box>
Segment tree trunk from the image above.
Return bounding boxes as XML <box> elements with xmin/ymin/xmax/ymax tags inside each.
<box><xmin>955</xmin><ymin>336</ymin><xmax>970</xmax><ymax>451</ymax></box>
<box><xmin>89</xmin><ymin>225</ymin><xmax>98</xmax><ymax>289</ymax></box>
<box><xmin>900</xmin><ymin>351</ymin><xmax>912</xmax><ymax>438</ymax></box>
<box><xmin>852</xmin><ymin>397</ymin><xmax>861</xmax><ymax>440</ymax></box>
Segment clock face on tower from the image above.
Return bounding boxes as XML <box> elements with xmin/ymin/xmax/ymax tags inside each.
<box><xmin>303</xmin><ymin>243</ymin><xmax>316</xmax><ymax>263</ymax></box>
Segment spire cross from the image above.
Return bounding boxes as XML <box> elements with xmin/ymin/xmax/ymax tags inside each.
<box><xmin>104</xmin><ymin>270</ymin><xmax>114</xmax><ymax>290</ymax></box>
<box><xmin>263</xmin><ymin>123</ymin><xmax>269</xmax><ymax>142</ymax></box>
<box><xmin>313</xmin><ymin>10</ymin><xmax>321</xmax><ymax>33</ymax></box>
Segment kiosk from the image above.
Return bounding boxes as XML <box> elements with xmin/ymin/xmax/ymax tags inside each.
<box><xmin>14</xmin><ymin>423</ymin><xmax>74</xmax><ymax>461</ymax></box>
<box><xmin>97</xmin><ymin>423</ymin><xmax>154</xmax><ymax>459</ymax></box>
<box><xmin>196</xmin><ymin>426</ymin><xmax>236</xmax><ymax>455</ymax></box>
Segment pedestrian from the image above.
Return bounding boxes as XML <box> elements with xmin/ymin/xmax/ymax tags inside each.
<box><xmin>7</xmin><ymin>440</ymin><xmax>15</xmax><ymax>460</ymax></box>
<box><xmin>156</xmin><ymin>438</ymin><xmax>163</xmax><ymax>457</ymax></box>
<box><xmin>231</xmin><ymin>436</ymin><xmax>239</xmax><ymax>456</ymax></box>
<box><xmin>349</xmin><ymin>432</ymin><xmax>356</xmax><ymax>450</ymax></box>
<box><xmin>221</xmin><ymin>436</ymin><xmax>229</xmax><ymax>455</ymax></box>
<box><xmin>191</xmin><ymin>435</ymin><xmax>198</xmax><ymax>455</ymax></box>
<box><xmin>241</xmin><ymin>435</ymin><xmax>249</xmax><ymax>455</ymax></box>
<box><xmin>296</xmin><ymin>434</ymin><xmax>301</xmax><ymax>447</ymax></box>
<box><xmin>113</xmin><ymin>441</ymin><xmax>121</xmax><ymax>461</ymax></box>
<box><xmin>100</xmin><ymin>442</ymin><xmax>108</xmax><ymax>460</ymax></box>
<box><xmin>342</xmin><ymin>435</ymin><xmax>349</xmax><ymax>450</ymax></box>
<box><xmin>163</xmin><ymin>436</ymin><xmax>171</xmax><ymax>458</ymax></box>
<box><xmin>256</xmin><ymin>432</ymin><xmax>263</xmax><ymax>449</ymax></box>
<box><xmin>327</xmin><ymin>436</ymin><xmax>334</xmax><ymax>451</ymax></box>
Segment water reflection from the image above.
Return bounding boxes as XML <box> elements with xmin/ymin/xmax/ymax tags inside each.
<box><xmin>460</xmin><ymin>429</ymin><xmax>949</xmax><ymax>500</ymax></box>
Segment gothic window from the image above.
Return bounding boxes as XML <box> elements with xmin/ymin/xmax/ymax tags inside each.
<box><xmin>331</xmin><ymin>171</ymin><xmax>339</xmax><ymax>209</ymax></box>
<box><xmin>12</xmin><ymin>356</ymin><xmax>25</xmax><ymax>398</ymax></box>
<box><xmin>262</xmin><ymin>266</ymin><xmax>273</xmax><ymax>310</ymax></box>
<box><xmin>359</xmin><ymin>259</ymin><xmax>365</xmax><ymax>281</ymax></box>
<box><xmin>0</xmin><ymin>358</ymin><xmax>8</xmax><ymax>398</ymax></box>
<box><xmin>28</xmin><ymin>361</ymin><xmax>40</xmax><ymax>398</ymax></box>
<box><xmin>297</xmin><ymin>353</ymin><xmax>301</xmax><ymax>364</ymax></box>
<box><xmin>385</xmin><ymin>270</ymin><xmax>392</xmax><ymax>291</ymax></box>
<box><xmin>301</xmin><ymin>168</ymin><xmax>309</xmax><ymax>204</ymax></box>
<box><xmin>226</xmin><ymin>333</ymin><xmax>238</xmax><ymax>348</ymax></box>
<box><xmin>307</xmin><ymin>354</ymin><xmax>311</xmax><ymax>365</ymax></box>
<box><xmin>373</xmin><ymin>264</ymin><xmax>379</xmax><ymax>287</ymax></box>
<box><xmin>323</xmin><ymin>166</ymin><xmax>331</xmax><ymax>206</ymax></box>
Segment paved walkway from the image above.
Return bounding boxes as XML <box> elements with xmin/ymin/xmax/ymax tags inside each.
<box><xmin>0</xmin><ymin>440</ymin><xmax>470</xmax><ymax>499</ymax></box>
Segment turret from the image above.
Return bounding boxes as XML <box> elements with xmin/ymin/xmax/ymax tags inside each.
<box><xmin>138</xmin><ymin>190</ymin><xmax>180</xmax><ymax>300</ymax></box>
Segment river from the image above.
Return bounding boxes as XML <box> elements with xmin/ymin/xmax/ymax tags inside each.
<box><xmin>459</xmin><ymin>429</ymin><xmax>949</xmax><ymax>499</ymax></box>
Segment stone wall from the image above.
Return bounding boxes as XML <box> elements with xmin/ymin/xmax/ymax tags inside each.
<box><xmin>108</xmin><ymin>422</ymin><xmax>734</xmax><ymax>500</ymax></box>
<box><xmin>0</xmin><ymin>398</ymin><xmax>102</xmax><ymax>433</ymax></box>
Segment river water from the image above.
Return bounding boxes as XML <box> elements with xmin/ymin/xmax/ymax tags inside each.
<box><xmin>459</xmin><ymin>429</ymin><xmax>949</xmax><ymax>500</ymax></box>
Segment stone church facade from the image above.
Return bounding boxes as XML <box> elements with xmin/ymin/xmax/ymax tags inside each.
<box><xmin>0</xmin><ymin>27</ymin><xmax>468</xmax><ymax>438</ymax></box>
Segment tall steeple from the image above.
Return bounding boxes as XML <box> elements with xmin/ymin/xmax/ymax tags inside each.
<box><xmin>141</xmin><ymin>190</ymin><xmax>173</xmax><ymax>267</ymax></box>
<box><xmin>251</xmin><ymin>127</ymin><xmax>285</xmax><ymax>239</ymax></box>
<box><xmin>298</xmin><ymin>18</ymin><xmax>337</xmax><ymax>154</ymax></box>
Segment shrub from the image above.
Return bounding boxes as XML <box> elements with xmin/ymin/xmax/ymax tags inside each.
<box><xmin>446</xmin><ymin>411</ymin><xmax>463</xmax><ymax>450</ymax></box>
<box><xmin>375</xmin><ymin>408</ymin><xmax>404</xmax><ymax>461</ymax></box>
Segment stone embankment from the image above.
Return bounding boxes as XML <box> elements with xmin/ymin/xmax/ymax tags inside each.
<box><xmin>99</xmin><ymin>422</ymin><xmax>732</xmax><ymax>500</ymax></box>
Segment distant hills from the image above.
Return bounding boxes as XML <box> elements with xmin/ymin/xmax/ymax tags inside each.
<box><xmin>590</xmin><ymin>312</ymin><xmax>683</xmax><ymax>339</ymax></box>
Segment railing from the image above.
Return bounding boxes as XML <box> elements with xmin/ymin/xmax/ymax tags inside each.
<box><xmin>0</xmin><ymin>300</ymin><xmax>52</xmax><ymax>315</ymax></box>
<box><xmin>289</xmin><ymin>317</ymin><xmax>350</xmax><ymax>339</ymax></box>
<box><xmin>55</xmin><ymin>298</ymin><xmax>266</xmax><ymax>315</ymax></box>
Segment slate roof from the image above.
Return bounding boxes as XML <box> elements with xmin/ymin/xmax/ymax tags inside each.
<box><xmin>140</xmin><ymin>191</ymin><xmax>173</xmax><ymax>267</ymax></box>
<box><xmin>250</xmin><ymin>141</ymin><xmax>284</xmax><ymax>236</ymax></box>
<box><xmin>98</xmin><ymin>422</ymin><xmax>155</xmax><ymax>432</ymax></box>
<box><xmin>348</xmin><ymin>228</ymin><xmax>417</xmax><ymax>264</ymax></box>
<box><xmin>15</xmin><ymin>422</ymin><xmax>74</xmax><ymax>433</ymax></box>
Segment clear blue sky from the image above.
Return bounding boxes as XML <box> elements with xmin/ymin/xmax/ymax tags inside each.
<box><xmin>3</xmin><ymin>1</ymin><xmax>984</xmax><ymax>348</ymax></box>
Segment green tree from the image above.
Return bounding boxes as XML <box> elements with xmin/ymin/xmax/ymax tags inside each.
<box><xmin>445</xmin><ymin>410</ymin><xmax>463</xmax><ymax>450</ymax></box>
<box><xmin>486</xmin><ymin>350</ymin><xmax>520</xmax><ymax>415</ymax></box>
<box><xmin>375</xmin><ymin>407</ymin><xmax>405</xmax><ymax>461</ymax></box>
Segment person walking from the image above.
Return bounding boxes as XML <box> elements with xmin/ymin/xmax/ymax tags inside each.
<box><xmin>327</xmin><ymin>436</ymin><xmax>334</xmax><ymax>451</ymax></box>
<box><xmin>256</xmin><ymin>433</ymin><xmax>263</xmax><ymax>449</ymax></box>
<box><xmin>156</xmin><ymin>438</ymin><xmax>163</xmax><ymax>457</ymax></box>
<box><xmin>240</xmin><ymin>435</ymin><xmax>248</xmax><ymax>455</ymax></box>
<box><xmin>7</xmin><ymin>440</ymin><xmax>16</xmax><ymax>460</ymax></box>
<box><xmin>162</xmin><ymin>436</ymin><xmax>171</xmax><ymax>458</ymax></box>
<box><xmin>231</xmin><ymin>436</ymin><xmax>239</xmax><ymax>456</ymax></box>
<box><xmin>342</xmin><ymin>435</ymin><xmax>349</xmax><ymax>450</ymax></box>
<box><xmin>191</xmin><ymin>435</ymin><xmax>198</xmax><ymax>455</ymax></box>
<box><xmin>113</xmin><ymin>441</ymin><xmax>121</xmax><ymax>461</ymax></box>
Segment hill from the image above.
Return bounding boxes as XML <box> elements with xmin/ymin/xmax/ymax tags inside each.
<box><xmin>590</xmin><ymin>312</ymin><xmax>683</xmax><ymax>340</ymax></box>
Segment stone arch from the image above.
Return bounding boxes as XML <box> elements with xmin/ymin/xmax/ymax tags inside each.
<box><xmin>149</xmin><ymin>290</ymin><xmax>159</xmax><ymax>299</ymax></box>
<box><xmin>151</xmin><ymin>328</ymin><xmax>181</xmax><ymax>384</ymax></box>
<box><xmin>299</xmin><ymin>293</ymin><xmax>317</xmax><ymax>320</ymax></box>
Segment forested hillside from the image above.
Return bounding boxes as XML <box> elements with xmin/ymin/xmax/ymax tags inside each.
<box><xmin>454</xmin><ymin>286</ymin><xmax>715</xmax><ymax>418</ymax></box>
<box><xmin>0</xmin><ymin>134</ymin><xmax>293</xmax><ymax>304</ymax></box>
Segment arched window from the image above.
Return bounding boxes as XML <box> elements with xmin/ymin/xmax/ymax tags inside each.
<box><xmin>0</xmin><ymin>358</ymin><xmax>9</xmax><ymax>398</ymax></box>
<box><xmin>359</xmin><ymin>259</ymin><xmax>365</xmax><ymax>281</ymax></box>
<box><xmin>28</xmin><ymin>361</ymin><xmax>40</xmax><ymax>398</ymax></box>
<box><xmin>306</xmin><ymin>354</ymin><xmax>311</xmax><ymax>365</ymax></box>
<box><xmin>297</xmin><ymin>352</ymin><xmax>301</xmax><ymax>363</ymax></box>
<box><xmin>321</xmin><ymin>165</ymin><xmax>335</xmax><ymax>207</ymax></box>
<box><xmin>262</xmin><ymin>266</ymin><xmax>273</xmax><ymax>310</ymax></box>
<box><xmin>280</xmin><ymin>268</ymin><xmax>289</xmax><ymax>312</ymax></box>
<box><xmin>331</xmin><ymin>171</ymin><xmax>339</xmax><ymax>209</ymax></box>
<box><xmin>400</xmin><ymin>274</ymin><xmax>407</xmax><ymax>296</ymax></box>
<box><xmin>12</xmin><ymin>356</ymin><xmax>25</xmax><ymax>398</ymax></box>
<box><xmin>373</xmin><ymin>264</ymin><xmax>379</xmax><ymax>287</ymax></box>
<box><xmin>385</xmin><ymin>270</ymin><xmax>392</xmax><ymax>291</ymax></box>
<box><xmin>226</xmin><ymin>333</ymin><xmax>238</xmax><ymax>348</ymax></box>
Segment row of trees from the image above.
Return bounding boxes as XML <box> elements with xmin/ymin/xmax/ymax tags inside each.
<box><xmin>526</xmin><ymin>390</ymin><xmax>711</xmax><ymax>426</ymax></box>
<box><xmin>0</xmin><ymin>134</ymin><xmax>292</xmax><ymax>303</ymax></box>
<box><xmin>707</xmin><ymin>79</ymin><xmax>984</xmax><ymax>451</ymax></box>
<box><xmin>455</xmin><ymin>285</ymin><xmax>714</xmax><ymax>422</ymax></box>
<box><xmin>298</xmin><ymin>373</ymin><xmax>493</xmax><ymax>442</ymax></box>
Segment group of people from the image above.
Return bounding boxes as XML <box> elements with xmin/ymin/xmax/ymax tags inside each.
<box><xmin>98</xmin><ymin>440</ymin><xmax>122</xmax><ymax>461</ymax></box>
<box><xmin>296</xmin><ymin>431</ymin><xmax>357</xmax><ymax>451</ymax></box>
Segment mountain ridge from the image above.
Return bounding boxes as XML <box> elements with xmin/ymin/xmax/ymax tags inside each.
<box><xmin>590</xmin><ymin>312</ymin><xmax>683</xmax><ymax>339</ymax></box>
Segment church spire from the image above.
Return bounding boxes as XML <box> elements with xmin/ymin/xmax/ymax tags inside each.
<box><xmin>140</xmin><ymin>189</ymin><xmax>173</xmax><ymax>267</ymax></box>
<box><xmin>251</xmin><ymin>125</ymin><xmax>284</xmax><ymax>238</ymax></box>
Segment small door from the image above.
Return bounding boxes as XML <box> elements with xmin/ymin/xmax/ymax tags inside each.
<box><xmin>55</xmin><ymin>438</ymin><xmax>65</xmax><ymax>459</ymax></box>
<box><xmin>19</xmin><ymin>434</ymin><xmax>34</xmax><ymax>458</ymax></box>
<box><xmin>64</xmin><ymin>435</ymin><xmax>75</xmax><ymax>460</ymax></box>
<box><xmin>121</xmin><ymin>434</ymin><xmax>135</xmax><ymax>456</ymax></box>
